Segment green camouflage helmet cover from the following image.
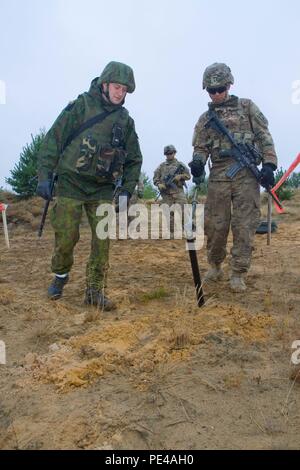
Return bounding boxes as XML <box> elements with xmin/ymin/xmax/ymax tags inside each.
<box><xmin>202</xmin><ymin>63</ymin><xmax>234</xmax><ymax>89</ymax></box>
<box><xmin>98</xmin><ymin>61</ymin><xmax>136</xmax><ymax>93</ymax></box>
<box><xmin>164</xmin><ymin>144</ymin><xmax>177</xmax><ymax>154</ymax></box>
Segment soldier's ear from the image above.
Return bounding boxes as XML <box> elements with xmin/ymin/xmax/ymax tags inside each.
<box><xmin>102</xmin><ymin>83</ymin><xmax>108</xmax><ymax>92</ymax></box>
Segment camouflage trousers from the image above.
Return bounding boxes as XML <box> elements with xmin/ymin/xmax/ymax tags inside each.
<box><xmin>50</xmin><ymin>197</ymin><xmax>110</xmax><ymax>289</ymax></box>
<box><xmin>204</xmin><ymin>176</ymin><xmax>260</xmax><ymax>274</ymax></box>
<box><xmin>161</xmin><ymin>191</ymin><xmax>188</xmax><ymax>233</ymax></box>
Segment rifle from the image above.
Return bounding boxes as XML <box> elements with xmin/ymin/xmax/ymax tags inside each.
<box><xmin>113</xmin><ymin>176</ymin><xmax>123</xmax><ymax>201</ymax></box>
<box><xmin>205</xmin><ymin>111</ymin><xmax>283</xmax><ymax>209</ymax></box>
<box><xmin>111</xmin><ymin>123</ymin><xmax>126</xmax><ymax>202</ymax></box>
<box><xmin>185</xmin><ymin>187</ymin><xmax>205</xmax><ymax>307</ymax></box>
<box><xmin>38</xmin><ymin>173</ymin><xmax>58</xmax><ymax>238</ymax></box>
<box><xmin>155</xmin><ymin>163</ymin><xmax>186</xmax><ymax>202</ymax></box>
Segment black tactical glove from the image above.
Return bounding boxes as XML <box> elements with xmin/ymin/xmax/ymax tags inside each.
<box><xmin>260</xmin><ymin>163</ymin><xmax>276</xmax><ymax>188</ymax></box>
<box><xmin>115</xmin><ymin>189</ymin><xmax>131</xmax><ymax>213</ymax></box>
<box><xmin>36</xmin><ymin>176</ymin><xmax>53</xmax><ymax>200</ymax></box>
<box><xmin>188</xmin><ymin>155</ymin><xmax>205</xmax><ymax>178</ymax></box>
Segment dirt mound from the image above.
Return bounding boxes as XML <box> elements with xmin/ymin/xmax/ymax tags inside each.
<box><xmin>20</xmin><ymin>304</ymin><xmax>274</xmax><ymax>393</ymax></box>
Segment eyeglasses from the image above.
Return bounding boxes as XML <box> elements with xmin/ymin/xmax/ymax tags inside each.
<box><xmin>207</xmin><ymin>86</ymin><xmax>227</xmax><ymax>95</ymax></box>
<box><xmin>165</xmin><ymin>152</ymin><xmax>175</xmax><ymax>156</ymax></box>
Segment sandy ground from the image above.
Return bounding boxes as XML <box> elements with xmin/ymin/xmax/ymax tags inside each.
<box><xmin>0</xmin><ymin>193</ymin><xmax>300</xmax><ymax>450</ymax></box>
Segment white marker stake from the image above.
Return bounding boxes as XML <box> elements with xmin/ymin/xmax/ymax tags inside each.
<box><xmin>1</xmin><ymin>205</ymin><xmax>10</xmax><ymax>248</ymax></box>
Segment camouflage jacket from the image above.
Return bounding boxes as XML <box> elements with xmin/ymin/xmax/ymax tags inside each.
<box><xmin>153</xmin><ymin>158</ymin><xmax>190</xmax><ymax>194</ymax></box>
<box><xmin>192</xmin><ymin>95</ymin><xmax>278</xmax><ymax>181</ymax></box>
<box><xmin>37</xmin><ymin>78</ymin><xmax>142</xmax><ymax>200</ymax></box>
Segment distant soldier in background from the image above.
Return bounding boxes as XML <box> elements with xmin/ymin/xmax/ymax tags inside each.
<box><xmin>190</xmin><ymin>63</ymin><xmax>278</xmax><ymax>292</ymax></box>
<box><xmin>153</xmin><ymin>145</ymin><xmax>190</xmax><ymax>234</ymax></box>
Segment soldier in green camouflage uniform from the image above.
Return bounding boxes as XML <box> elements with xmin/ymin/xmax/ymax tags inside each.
<box><xmin>153</xmin><ymin>145</ymin><xmax>190</xmax><ymax>234</ymax></box>
<box><xmin>36</xmin><ymin>62</ymin><xmax>142</xmax><ymax>309</ymax></box>
<box><xmin>189</xmin><ymin>63</ymin><xmax>278</xmax><ymax>292</ymax></box>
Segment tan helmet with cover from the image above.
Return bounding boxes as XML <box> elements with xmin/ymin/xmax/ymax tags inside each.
<box><xmin>202</xmin><ymin>63</ymin><xmax>234</xmax><ymax>89</ymax></box>
<box><xmin>164</xmin><ymin>144</ymin><xmax>177</xmax><ymax>155</ymax></box>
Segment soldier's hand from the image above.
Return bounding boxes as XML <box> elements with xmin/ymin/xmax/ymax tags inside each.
<box><xmin>36</xmin><ymin>178</ymin><xmax>52</xmax><ymax>200</ymax></box>
<box><xmin>173</xmin><ymin>174</ymin><xmax>185</xmax><ymax>183</ymax></box>
<box><xmin>158</xmin><ymin>183</ymin><xmax>166</xmax><ymax>191</ymax></box>
<box><xmin>189</xmin><ymin>155</ymin><xmax>205</xmax><ymax>178</ymax></box>
<box><xmin>260</xmin><ymin>163</ymin><xmax>276</xmax><ymax>188</ymax></box>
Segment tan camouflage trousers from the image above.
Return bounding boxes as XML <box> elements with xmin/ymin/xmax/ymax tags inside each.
<box><xmin>161</xmin><ymin>191</ymin><xmax>188</xmax><ymax>234</ymax></box>
<box><xmin>204</xmin><ymin>176</ymin><xmax>260</xmax><ymax>274</ymax></box>
<box><xmin>50</xmin><ymin>197</ymin><xmax>110</xmax><ymax>289</ymax></box>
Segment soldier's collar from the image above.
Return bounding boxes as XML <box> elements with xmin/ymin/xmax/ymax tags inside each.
<box><xmin>88</xmin><ymin>77</ymin><xmax>123</xmax><ymax>111</ymax></box>
<box><xmin>208</xmin><ymin>95</ymin><xmax>239</xmax><ymax>110</ymax></box>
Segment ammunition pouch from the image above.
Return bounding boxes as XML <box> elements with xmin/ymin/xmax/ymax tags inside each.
<box><xmin>96</xmin><ymin>145</ymin><xmax>127</xmax><ymax>179</ymax></box>
<box><xmin>75</xmin><ymin>120</ymin><xmax>127</xmax><ymax>180</ymax></box>
<box><xmin>219</xmin><ymin>142</ymin><xmax>262</xmax><ymax>165</ymax></box>
<box><xmin>76</xmin><ymin>134</ymin><xmax>99</xmax><ymax>173</ymax></box>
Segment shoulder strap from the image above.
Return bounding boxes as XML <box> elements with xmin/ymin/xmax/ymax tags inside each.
<box><xmin>240</xmin><ymin>98</ymin><xmax>254</xmax><ymax>133</ymax></box>
<box><xmin>62</xmin><ymin>108</ymin><xmax>119</xmax><ymax>153</ymax></box>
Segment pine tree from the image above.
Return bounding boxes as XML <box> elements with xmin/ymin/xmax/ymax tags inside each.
<box><xmin>141</xmin><ymin>171</ymin><xmax>158</xmax><ymax>199</ymax></box>
<box><xmin>274</xmin><ymin>167</ymin><xmax>294</xmax><ymax>201</ymax></box>
<box><xmin>6</xmin><ymin>130</ymin><xmax>45</xmax><ymax>198</ymax></box>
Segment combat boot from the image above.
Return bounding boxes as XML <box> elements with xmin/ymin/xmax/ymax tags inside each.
<box><xmin>48</xmin><ymin>275</ymin><xmax>69</xmax><ymax>300</ymax></box>
<box><xmin>84</xmin><ymin>288</ymin><xmax>116</xmax><ymax>311</ymax></box>
<box><xmin>230</xmin><ymin>273</ymin><xmax>247</xmax><ymax>293</ymax></box>
<box><xmin>204</xmin><ymin>264</ymin><xmax>224</xmax><ymax>283</ymax></box>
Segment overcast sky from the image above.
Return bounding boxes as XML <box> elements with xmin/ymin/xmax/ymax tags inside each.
<box><xmin>1</xmin><ymin>0</ymin><xmax>299</xmax><ymax>190</ymax></box>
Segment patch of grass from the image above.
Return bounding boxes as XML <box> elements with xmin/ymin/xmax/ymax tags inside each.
<box><xmin>140</xmin><ymin>287</ymin><xmax>169</xmax><ymax>303</ymax></box>
<box><xmin>28</xmin><ymin>318</ymin><xmax>60</xmax><ymax>345</ymax></box>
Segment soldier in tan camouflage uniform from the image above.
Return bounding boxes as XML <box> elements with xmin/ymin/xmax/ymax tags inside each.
<box><xmin>189</xmin><ymin>63</ymin><xmax>278</xmax><ymax>292</ymax></box>
<box><xmin>153</xmin><ymin>145</ymin><xmax>190</xmax><ymax>234</ymax></box>
<box><xmin>36</xmin><ymin>62</ymin><xmax>142</xmax><ymax>309</ymax></box>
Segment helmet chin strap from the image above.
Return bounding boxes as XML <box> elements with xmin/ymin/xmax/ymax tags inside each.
<box><xmin>101</xmin><ymin>83</ymin><xmax>112</xmax><ymax>102</ymax></box>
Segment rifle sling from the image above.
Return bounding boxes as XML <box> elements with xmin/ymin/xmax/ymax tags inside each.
<box><xmin>62</xmin><ymin>108</ymin><xmax>119</xmax><ymax>153</ymax></box>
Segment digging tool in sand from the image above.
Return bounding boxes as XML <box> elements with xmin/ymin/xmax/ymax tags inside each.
<box><xmin>185</xmin><ymin>188</ymin><xmax>205</xmax><ymax>307</ymax></box>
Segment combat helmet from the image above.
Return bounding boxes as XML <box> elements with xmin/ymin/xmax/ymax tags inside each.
<box><xmin>202</xmin><ymin>63</ymin><xmax>234</xmax><ymax>89</ymax></box>
<box><xmin>98</xmin><ymin>61</ymin><xmax>135</xmax><ymax>93</ymax></box>
<box><xmin>164</xmin><ymin>144</ymin><xmax>177</xmax><ymax>155</ymax></box>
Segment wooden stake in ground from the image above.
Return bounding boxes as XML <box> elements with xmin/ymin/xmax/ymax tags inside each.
<box><xmin>267</xmin><ymin>193</ymin><xmax>272</xmax><ymax>246</ymax></box>
<box><xmin>0</xmin><ymin>203</ymin><xmax>10</xmax><ymax>248</ymax></box>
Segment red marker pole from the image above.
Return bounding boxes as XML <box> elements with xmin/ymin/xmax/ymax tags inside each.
<box><xmin>271</xmin><ymin>153</ymin><xmax>300</xmax><ymax>214</ymax></box>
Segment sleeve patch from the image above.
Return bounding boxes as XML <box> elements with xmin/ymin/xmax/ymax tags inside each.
<box><xmin>255</xmin><ymin>110</ymin><xmax>269</xmax><ymax>126</ymax></box>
